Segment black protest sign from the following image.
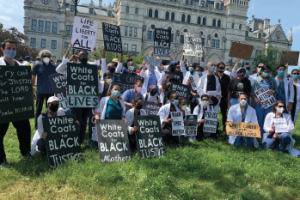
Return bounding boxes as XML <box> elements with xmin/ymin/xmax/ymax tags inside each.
<box><xmin>170</xmin><ymin>82</ymin><xmax>191</xmax><ymax>102</ymax></box>
<box><xmin>102</xmin><ymin>22</ymin><xmax>122</xmax><ymax>53</ymax></box>
<box><xmin>67</xmin><ymin>63</ymin><xmax>99</xmax><ymax>108</ymax></box>
<box><xmin>0</xmin><ymin>66</ymin><xmax>34</xmax><ymax>123</ymax></box>
<box><xmin>153</xmin><ymin>28</ymin><xmax>171</xmax><ymax>57</ymax></box>
<box><xmin>185</xmin><ymin>115</ymin><xmax>198</xmax><ymax>137</ymax></box>
<box><xmin>49</xmin><ymin>73</ymin><xmax>68</xmax><ymax>112</ymax></box>
<box><xmin>134</xmin><ymin>115</ymin><xmax>165</xmax><ymax>159</ymax></box>
<box><xmin>113</xmin><ymin>73</ymin><xmax>140</xmax><ymax>94</ymax></box>
<box><xmin>143</xmin><ymin>102</ymin><xmax>162</xmax><ymax>115</ymax></box>
<box><xmin>203</xmin><ymin>111</ymin><xmax>218</xmax><ymax>133</ymax></box>
<box><xmin>88</xmin><ymin>109</ymin><xmax>96</xmax><ymax>139</ymax></box>
<box><xmin>42</xmin><ymin>115</ymin><xmax>82</xmax><ymax>168</ymax></box>
<box><xmin>96</xmin><ymin>120</ymin><xmax>132</xmax><ymax>163</ymax></box>
<box><xmin>183</xmin><ymin>33</ymin><xmax>203</xmax><ymax>57</ymax></box>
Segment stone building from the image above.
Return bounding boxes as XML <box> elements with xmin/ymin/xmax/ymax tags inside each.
<box><xmin>23</xmin><ymin>0</ymin><xmax>292</xmax><ymax>67</ymax></box>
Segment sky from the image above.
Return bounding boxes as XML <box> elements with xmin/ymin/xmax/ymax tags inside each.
<box><xmin>1</xmin><ymin>0</ymin><xmax>299</xmax><ymax>73</ymax></box>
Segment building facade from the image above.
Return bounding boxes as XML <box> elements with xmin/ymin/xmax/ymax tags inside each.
<box><xmin>23</xmin><ymin>0</ymin><xmax>293</xmax><ymax>68</ymax></box>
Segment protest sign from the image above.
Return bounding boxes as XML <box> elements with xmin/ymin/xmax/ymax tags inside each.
<box><xmin>171</xmin><ymin>111</ymin><xmax>185</xmax><ymax>136</ymax></box>
<box><xmin>185</xmin><ymin>115</ymin><xmax>198</xmax><ymax>137</ymax></box>
<box><xmin>71</xmin><ymin>16</ymin><xmax>98</xmax><ymax>51</ymax></box>
<box><xmin>254</xmin><ymin>86</ymin><xmax>276</xmax><ymax>109</ymax></box>
<box><xmin>42</xmin><ymin>115</ymin><xmax>82</xmax><ymax>168</ymax></box>
<box><xmin>134</xmin><ymin>116</ymin><xmax>165</xmax><ymax>159</ymax></box>
<box><xmin>229</xmin><ymin>42</ymin><xmax>254</xmax><ymax>60</ymax></box>
<box><xmin>189</xmin><ymin>73</ymin><xmax>203</xmax><ymax>95</ymax></box>
<box><xmin>280</xmin><ymin>51</ymin><xmax>299</xmax><ymax>66</ymax></box>
<box><xmin>88</xmin><ymin>109</ymin><xmax>96</xmax><ymax>140</ymax></box>
<box><xmin>203</xmin><ymin>111</ymin><xmax>218</xmax><ymax>133</ymax></box>
<box><xmin>153</xmin><ymin>28</ymin><xmax>171</xmax><ymax>57</ymax></box>
<box><xmin>144</xmin><ymin>56</ymin><xmax>162</xmax><ymax>67</ymax></box>
<box><xmin>102</xmin><ymin>22</ymin><xmax>122</xmax><ymax>53</ymax></box>
<box><xmin>113</xmin><ymin>73</ymin><xmax>140</xmax><ymax>94</ymax></box>
<box><xmin>96</xmin><ymin>120</ymin><xmax>132</xmax><ymax>164</ymax></box>
<box><xmin>183</xmin><ymin>33</ymin><xmax>203</xmax><ymax>57</ymax></box>
<box><xmin>67</xmin><ymin>63</ymin><xmax>99</xmax><ymax>108</ymax></box>
<box><xmin>49</xmin><ymin>73</ymin><xmax>68</xmax><ymax>112</ymax></box>
<box><xmin>170</xmin><ymin>82</ymin><xmax>191</xmax><ymax>102</ymax></box>
<box><xmin>143</xmin><ymin>102</ymin><xmax>162</xmax><ymax>115</ymax></box>
<box><xmin>0</xmin><ymin>66</ymin><xmax>34</xmax><ymax>123</ymax></box>
<box><xmin>226</xmin><ymin>122</ymin><xmax>261</xmax><ymax>138</ymax></box>
<box><xmin>274</xmin><ymin>118</ymin><xmax>289</xmax><ymax>133</ymax></box>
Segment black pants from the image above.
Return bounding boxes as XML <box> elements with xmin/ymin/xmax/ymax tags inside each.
<box><xmin>162</xmin><ymin>126</ymin><xmax>179</xmax><ymax>145</ymax></box>
<box><xmin>196</xmin><ymin>122</ymin><xmax>219</xmax><ymax>141</ymax></box>
<box><xmin>70</xmin><ymin>107</ymin><xmax>92</xmax><ymax>143</ymax></box>
<box><xmin>35</xmin><ymin>93</ymin><xmax>53</xmax><ymax>129</ymax></box>
<box><xmin>128</xmin><ymin>133</ymin><xmax>137</xmax><ymax>151</ymax></box>
<box><xmin>37</xmin><ymin>138</ymin><xmax>47</xmax><ymax>154</ymax></box>
<box><xmin>190</xmin><ymin>100</ymin><xmax>198</xmax><ymax>114</ymax></box>
<box><xmin>0</xmin><ymin>120</ymin><xmax>31</xmax><ymax>163</ymax></box>
<box><xmin>219</xmin><ymin>98</ymin><xmax>228</xmax><ymax>131</ymax></box>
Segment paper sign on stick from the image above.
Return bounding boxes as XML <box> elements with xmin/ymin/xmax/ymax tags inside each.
<box><xmin>183</xmin><ymin>33</ymin><xmax>203</xmax><ymax>57</ymax></box>
<box><xmin>226</xmin><ymin>122</ymin><xmax>261</xmax><ymax>138</ymax></box>
<box><xmin>229</xmin><ymin>42</ymin><xmax>254</xmax><ymax>60</ymax></box>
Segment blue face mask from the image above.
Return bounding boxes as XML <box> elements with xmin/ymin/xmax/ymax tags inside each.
<box><xmin>210</xmin><ymin>66</ymin><xmax>215</xmax><ymax>72</ymax></box>
<box><xmin>172</xmin><ymin>100</ymin><xmax>179</xmax><ymax>106</ymax></box>
<box><xmin>149</xmin><ymin>65</ymin><xmax>154</xmax><ymax>70</ymax></box>
<box><xmin>5</xmin><ymin>50</ymin><xmax>17</xmax><ymax>59</ymax></box>
<box><xmin>263</xmin><ymin>72</ymin><xmax>270</xmax><ymax>78</ymax></box>
<box><xmin>293</xmin><ymin>75</ymin><xmax>299</xmax><ymax>79</ymax></box>
<box><xmin>112</xmin><ymin>90</ymin><xmax>120</xmax><ymax>97</ymax></box>
<box><xmin>245</xmin><ymin>71</ymin><xmax>250</xmax><ymax>76</ymax></box>
<box><xmin>194</xmin><ymin>71</ymin><xmax>201</xmax><ymax>75</ymax></box>
<box><xmin>129</xmin><ymin>66</ymin><xmax>134</xmax><ymax>71</ymax></box>
<box><xmin>188</xmin><ymin>67</ymin><xmax>194</xmax><ymax>72</ymax></box>
<box><xmin>278</xmin><ymin>71</ymin><xmax>285</xmax><ymax>77</ymax></box>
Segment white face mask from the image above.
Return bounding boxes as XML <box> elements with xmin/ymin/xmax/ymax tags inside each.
<box><xmin>43</xmin><ymin>57</ymin><xmax>50</xmax><ymax>63</ymax></box>
<box><xmin>277</xmin><ymin>107</ymin><xmax>284</xmax><ymax>114</ymax></box>
<box><xmin>240</xmin><ymin>100</ymin><xmax>247</xmax><ymax>106</ymax></box>
<box><xmin>202</xmin><ymin>100</ymin><xmax>208</xmax><ymax>106</ymax></box>
<box><xmin>181</xmin><ymin>105</ymin><xmax>187</xmax><ymax>110</ymax></box>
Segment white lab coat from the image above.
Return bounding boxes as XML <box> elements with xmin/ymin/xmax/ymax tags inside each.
<box><xmin>157</xmin><ymin>103</ymin><xmax>180</xmax><ymax>127</ymax></box>
<box><xmin>100</xmin><ymin>58</ymin><xmax>123</xmax><ymax>80</ymax></box>
<box><xmin>125</xmin><ymin>108</ymin><xmax>147</xmax><ymax>135</ymax></box>
<box><xmin>30</xmin><ymin>108</ymin><xmax>65</xmax><ymax>156</ymax></box>
<box><xmin>275</xmin><ymin>76</ymin><xmax>294</xmax><ymax>112</ymax></box>
<box><xmin>98</xmin><ymin>80</ymin><xmax>112</xmax><ymax>95</ymax></box>
<box><xmin>263</xmin><ymin>112</ymin><xmax>299</xmax><ymax>156</ymax></box>
<box><xmin>157</xmin><ymin>71</ymin><xmax>166</xmax><ymax>103</ymax></box>
<box><xmin>198</xmin><ymin>73</ymin><xmax>222</xmax><ymax>101</ymax></box>
<box><xmin>140</xmin><ymin>68</ymin><xmax>161</xmax><ymax>95</ymax></box>
<box><xmin>227</xmin><ymin>104</ymin><xmax>259</xmax><ymax>148</ymax></box>
<box><xmin>0</xmin><ymin>57</ymin><xmax>22</xmax><ymax>66</ymax></box>
<box><xmin>180</xmin><ymin>61</ymin><xmax>205</xmax><ymax>84</ymax></box>
<box><xmin>293</xmin><ymin>80</ymin><xmax>300</xmax><ymax>123</ymax></box>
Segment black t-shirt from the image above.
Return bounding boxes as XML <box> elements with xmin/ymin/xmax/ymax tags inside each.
<box><xmin>216</xmin><ymin>73</ymin><xmax>231</xmax><ymax>98</ymax></box>
<box><xmin>207</xmin><ymin>75</ymin><xmax>216</xmax><ymax>91</ymax></box>
<box><xmin>228</xmin><ymin>78</ymin><xmax>251</xmax><ymax>98</ymax></box>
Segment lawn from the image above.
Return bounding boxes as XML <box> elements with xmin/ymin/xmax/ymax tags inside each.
<box><xmin>1</xmin><ymin>109</ymin><xmax>300</xmax><ymax>200</ymax></box>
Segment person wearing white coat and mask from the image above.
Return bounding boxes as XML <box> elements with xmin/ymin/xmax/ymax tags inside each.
<box><xmin>227</xmin><ymin>93</ymin><xmax>259</xmax><ymax>149</ymax></box>
<box><xmin>99</xmin><ymin>72</ymin><xmax>113</xmax><ymax>98</ymax></box>
<box><xmin>140</xmin><ymin>62</ymin><xmax>161</xmax><ymax>95</ymax></box>
<box><xmin>125</xmin><ymin>97</ymin><xmax>147</xmax><ymax>150</ymax></box>
<box><xmin>291</xmin><ymin>69</ymin><xmax>300</xmax><ymax>123</ymax></box>
<box><xmin>262</xmin><ymin>100</ymin><xmax>299</xmax><ymax>156</ymax></box>
<box><xmin>157</xmin><ymin>93</ymin><xmax>180</xmax><ymax>145</ymax></box>
<box><xmin>178</xmin><ymin>97</ymin><xmax>191</xmax><ymax>122</ymax></box>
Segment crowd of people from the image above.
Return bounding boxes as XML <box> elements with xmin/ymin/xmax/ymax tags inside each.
<box><xmin>1</xmin><ymin>39</ymin><xmax>300</xmax><ymax>168</ymax></box>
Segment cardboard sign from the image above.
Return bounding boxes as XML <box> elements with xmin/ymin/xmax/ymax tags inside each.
<box><xmin>96</xmin><ymin>120</ymin><xmax>132</xmax><ymax>164</ymax></box>
<box><xmin>203</xmin><ymin>111</ymin><xmax>218</xmax><ymax>133</ymax></box>
<box><xmin>153</xmin><ymin>28</ymin><xmax>171</xmax><ymax>57</ymax></box>
<box><xmin>229</xmin><ymin>42</ymin><xmax>254</xmax><ymax>60</ymax></box>
<box><xmin>254</xmin><ymin>86</ymin><xmax>276</xmax><ymax>109</ymax></box>
<box><xmin>280</xmin><ymin>51</ymin><xmax>299</xmax><ymax>66</ymax></box>
<box><xmin>113</xmin><ymin>73</ymin><xmax>140</xmax><ymax>94</ymax></box>
<box><xmin>170</xmin><ymin>82</ymin><xmax>191</xmax><ymax>102</ymax></box>
<box><xmin>71</xmin><ymin>16</ymin><xmax>98</xmax><ymax>51</ymax></box>
<box><xmin>42</xmin><ymin>115</ymin><xmax>82</xmax><ymax>168</ymax></box>
<box><xmin>185</xmin><ymin>115</ymin><xmax>198</xmax><ymax>137</ymax></box>
<box><xmin>144</xmin><ymin>56</ymin><xmax>162</xmax><ymax>67</ymax></box>
<box><xmin>134</xmin><ymin>116</ymin><xmax>165</xmax><ymax>159</ymax></box>
<box><xmin>0</xmin><ymin>66</ymin><xmax>34</xmax><ymax>123</ymax></box>
<box><xmin>226</xmin><ymin>122</ymin><xmax>261</xmax><ymax>138</ymax></box>
<box><xmin>49</xmin><ymin>73</ymin><xmax>68</xmax><ymax>112</ymax></box>
<box><xmin>143</xmin><ymin>102</ymin><xmax>162</xmax><ymax>115</ymax></box>
<box><xmin>273</xmin><ymin>118</ymin><xmax>289</xmax><ymax>133</ymax></box>
<box><xmin>183</xmin><ymin>33</ymin><xmax>203</xmax><ymax>57</ymax></box>
<box><xmin>171</xmin><ymin>111</ymin><xmax>184</xmax><ymax>136</ymax></box>
<box><xmin>67</xmin><ymin>63</ymin><xmax>99</xmax><ymax>108</ymax></box>
<box><xmin>102</xmin><ymin>22</ymin><xmax>122</xmax><ymax>53</ymax></box>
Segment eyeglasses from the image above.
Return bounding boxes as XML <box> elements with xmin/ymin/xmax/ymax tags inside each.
<box><xmin>42</xmin><ymin>55</ymin><xmax>51</xmax><ymax>58</ymax></box>
<box><xmin>293</xmin><ymin>73</ymin><xmax>299</xmax><ymax>75</ymax></box>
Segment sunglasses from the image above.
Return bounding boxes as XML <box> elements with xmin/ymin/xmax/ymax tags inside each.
<box><xmin>239</xmin><ymin>71</ymin><xmax>246</xmax><ymax>74</ymax></box>
<box><xmin>42</xmin><ymin>55</ymin><xmax>51</xmax><ymax>58</ymax></box>
<box><xmin>293</xmin><ymin>73</ymin><xmax>299</xmax><ymax>75</ymax></box>
<box><xmin>278</xmin><ymin>106</ymin><xmax>284</xmax><ymax>108</ymax></box>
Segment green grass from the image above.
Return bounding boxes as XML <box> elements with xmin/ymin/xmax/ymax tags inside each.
<box><xmin>1</xmin><ymin>108</ymin><xmax>300</xmax><ymax>200</ymax></box>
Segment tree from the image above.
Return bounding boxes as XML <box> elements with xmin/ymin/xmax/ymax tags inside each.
<box><xmin>252</xmin><ymin>44</ymin><xmax>281</xmax><ymax>75</ymax></box>
<box><xmin>0</xmin><ymin>27</ymin><xmax>38</xmax><ymax>59</ymax></box>
<box><xmin>0</xmin><ymin>23</ymin><xmax>3</xmax><ymax>29</ymax></box>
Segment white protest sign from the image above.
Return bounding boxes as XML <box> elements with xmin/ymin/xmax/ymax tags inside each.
<box><xmin>203</xmin><ymin>111</ymin><xmax>218</xmax><ymax>133</ymax></box>
<box><xmin>71</xmin><ymin>16</ymin><xmax>98</xmax><ymax>51</ymax></box>
<box><xmin>144</xmin><ymin>56</ymin><xmax>162</xmax><ymax>67</ymax></box>
<box><xmin>254</xmin><ymin>86</ymin><xmax>276</xmax><ymax>109</ymax></box>
<box><xmin>171</xmin><ymin>111</ymin><xmax>185</xmax><ymax>136</ymax></box>
<box><xmin>274</xmin><ymin>118</ymin><xmax>289</xmax><ymax>133</ymax></box>
<box><xmin>183</xmin><ymin>32</ymin><xmax>203</xmax><ymax>57</ymax></box>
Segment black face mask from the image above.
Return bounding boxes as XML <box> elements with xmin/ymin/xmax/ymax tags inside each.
<box><xmin>136</xmin><ymin>103</ymin><xmax>143</xmax><ymax>110</ymax></box>
<box><xmin>49</xmin><ymin>104</ymin><xmax>59</xmax><ymax>112</ymax></box>
<box><xmin>109</xmin><ymin>67</ymin><xmax>115</xmax><ymax>74</ymax></box>
<box><xmin>150</xmin><ymin>90</ymin><xmax>156</xmax><ymax>96</ymax></box>
<box><xmin>79</xmin><ymin>55</ymin><xmax>88</xmax><ymax>64</ymax></box>
<box><xmin>114</xmin><ymin>62</ymin><xmax>118</xmax><ymax>67</ymax></box>
<box><xmin>218</xmin><ymin>67</ymin><xmax>225</xmax><ymax>73</ymax></box>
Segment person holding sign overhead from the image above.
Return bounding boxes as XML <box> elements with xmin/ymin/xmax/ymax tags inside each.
<box><xmin>121</xmin><ymin>79</ymin><xmax>144</xmax><ymax>107</ymax></box>
<box><xmin>100</xmin><ymin>47</ymin><xmax>124</xmax><ymax>78</ymax></box>
<box><xmin>262</xmin><ymin>100</ymin><xmax>298</xmax><ymax>156</ymax></box>
<box><xmin>291</xmin><ymin>69</ymin><xmax>300</xmax><ymax>123</ymax></box>
<box><xmin>140</xmin><ymin>61</ymin><xmax>161</xmax><ymax>95</ymax></box>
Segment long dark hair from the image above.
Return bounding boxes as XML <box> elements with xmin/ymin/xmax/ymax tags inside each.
<box><xmin>271</xmin><ymin>100</ymin><xmax>288</xmax><ymax>114</ymax></box>
<box><xmin>107</xmin><ymin>83</ymin><xmax>120</xmax><ymax>96</ymax></box>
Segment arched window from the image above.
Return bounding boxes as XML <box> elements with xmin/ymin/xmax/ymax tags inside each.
<box><xmin>126</xmin><ymin>6</ymin><xmax>129</xmax><ymax>13</ymax></box>
<box><xmin>108</xmin><ymin>11</ymin><xmax>112</xmax><ymax>17</ymax></box>
<box><xmin>217</xmin><ymin>20</ymin><xmax>221</xmax><ymax>27</ymax></box>
<box><xmin>187</xmin><ymin>15</ymin><xmax>191</xmax><ymax>23</ymax></box>
<box><xmin>171</xmin><ymin>12</ymin><xmax>175</xmax><ymax>21</ymax></box>
<box><xmin>216</xmin><ymin>3</ymin><xmax>219</xmax><ymax>9</ymax></box>
<box><xmin>197</xmin><ymin>17</ymin><xmax>201</xmax><ymax>24</ymax></box>
<box><xmin>181</xmin><ymin>14</ymin><xmax>185</xmax><ymax>22</ymax></box>
<box><xmin>148</xmin><ymin>9</ymin><xmax>152</xmax><ymax>17</ymax></box>
<box><xmin>154</xmin><ymin>10</ymin><xmax>158</xmax><ymax>18</ymax></box>
<box><xmin>165</xmin><ymin>12</ymin><xmax>169</xmax><ymax>20</ymax></box>
<box><xmin>212</xmin><ymin>19</ymin><xmax>216</xmax><ymax>27</ymax></box>
<box><xmin>203</xmin><ymin>17</ymin><xmax>206</xmax><ymax>25</ymax></box>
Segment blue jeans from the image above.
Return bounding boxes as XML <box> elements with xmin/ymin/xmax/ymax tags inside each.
<box><xmin>254</xmin><ymin>102</ymin><xmax>272</xmax><ymax>139</ymax></box>
<box><xmin>37</xmin><ymin>138</ymin><xmax>46</xmax><ymax>154</ymax></box>
<box><xmin>230</xmin><ymin>98</ymin><xmax>239</xmax><ymax>106</ymax></box>
<box><xmin>262</xmin><ymin>133</ymin><xmax>291</xmax><ymax>154</ymax></box>
<box><xmin>234</xmin><ymin>137</ymin><xmax>253</xmax><ymax>149</ymax></box>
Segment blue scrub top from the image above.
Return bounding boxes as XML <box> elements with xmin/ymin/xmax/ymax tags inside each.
<box><xmin>276</xmin><ymin>81</ymin><xmax>285</xmax><ymax>103</ymax></box>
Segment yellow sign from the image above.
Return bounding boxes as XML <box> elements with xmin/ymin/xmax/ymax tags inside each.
<box><xmin>226</xmin><ymin>122</ymin><xmax>261</xmax><ymax>138</ymax></box>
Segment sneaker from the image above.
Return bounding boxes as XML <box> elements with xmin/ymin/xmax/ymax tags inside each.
<box><xmin>0</xmin><ymin>161</ymin><xmax>11</xmax><ymax>168</ymax></box>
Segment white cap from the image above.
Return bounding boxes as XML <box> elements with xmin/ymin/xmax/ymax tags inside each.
<box><xmin>237</xmin><ymin>67</ymin><xmax>246</xmax><ymax>73</ymax></box>
<box><xmin>47</xmin><ymin>96</ymin><xmax>60</xmax><ymax>104</ymax></box>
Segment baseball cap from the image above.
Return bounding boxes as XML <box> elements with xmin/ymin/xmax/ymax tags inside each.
<box><xmin>47</xmin><ymin>96</ymin><xmax>60</xmax><ymax>104</ymax></box>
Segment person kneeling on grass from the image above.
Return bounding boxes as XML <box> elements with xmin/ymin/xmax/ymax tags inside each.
<box><xmin>30</xmin><ymin>96</ymin><xmax>65</xmax><ymax>157</ymax></box>
<box><xmin>262</xmin><ymin>100</ymin><xmax>300</xmax><ymax>156</ymax></box>
<box><xmin>227</xmin><ymin>93</ymin><xmax>259</xmax><ymax>149</ymax></box>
